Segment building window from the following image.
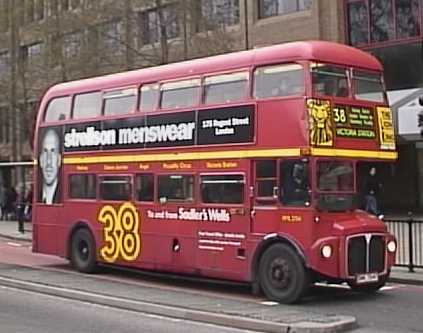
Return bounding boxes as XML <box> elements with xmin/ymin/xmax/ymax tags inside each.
<box><xmin>141</xmin><ymin>5</ymin><xmax>179</xmax><ymax>45</ymax></box>
<box><xmin>0</xmin><ymin>107</ymin><xmax>8</xmax><ymax>143</ymax></box>
<box><xmin>98</xmin><ymin>21</ymin><xmax>124</xmax><ymax>54</ymax></box>
<box><xmin>49</xmin><ymin>0</ymin><xmax>58</xmax><ymax>15</ymax></box>
<box><xmin>370</xmin><ymin>0</ymin><xmax>394</xmax><ymax>42</ymax></box>
<box><xmin>0</xmin><ymin>51</ymin><xmax>9</xmax><ymax>75</ymax></box>
<box><xmin>71</xmin><ymin>0</ymin><xmax>80</xmax><ymax>10</ymax></box>
<box><xmin>347</xmin><ymin>0</ymin><xmax>421</xmax><ymax>47</ymax></box>
<box><xmin>36</xmin><ymin>0</ymin><xmax>45</xmax><ymax>20</ymax></box>
<box><xmin>199</xmin><ymin>0</ymin><xmax>239</xmax><ymax>29</ymax></box>
<box><xmin>20</xmin><ymin>42</ymin><xmax>43</xmax><ymax>65</ymax></box>
<box><xmin>0</xmin><ymin>0</ymin><xmax>10</xmax><ymax>32</ymax></box>
<box><xmin>347</xmin><ymin>1</ymin><xmax>369</xmax><ymax>46</ymax></box>
<box><xmin>61</xmin><ymin>0</ymin><xmax>70</xmax><ymax>11</ymax></box>
<box><xmin>26</xmin><ymin>0</ymin><xmax>35</xmax><ymax>23</ymax></box>
<box><xmin>63</xmin><ymin>31</ymin><xmax>83</xmax><ymax>58</ymax></box>
<box><xmin>396</xmin><ymin>0</ymin><xmax>420</xmax><ymax>38</ymax></box>
<box><xmin>258</xmin><ymin>0</ymin><xmax>312</xmax><ymax>19</ymax></box>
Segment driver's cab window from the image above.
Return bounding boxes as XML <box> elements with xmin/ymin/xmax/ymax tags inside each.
<box><xmin>280</xmin><ymin>159</ymin><xmax>310</xmax><ymax>206</ymax></box>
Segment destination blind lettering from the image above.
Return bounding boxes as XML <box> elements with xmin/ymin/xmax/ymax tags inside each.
<box><xmin>333</xmin><ymin>105</ymin><xmax>376</xmax><ymax>139</ymax></box>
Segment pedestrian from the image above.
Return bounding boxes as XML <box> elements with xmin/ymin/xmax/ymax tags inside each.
<box><xmin>5</xmin><ymin>186</ymin><xmax>17</xmax><ymax>220</ymax></box>
<box><xmin>24</xmin><ymin>184</ymin><xmax>33</xmax><ymax>221</ymax></box>
<box><xmin>362</xmin><ymin>166</ymin><xmax>383</xmax><ymax>217</ymax></box>
<box><xmin>0</xmin><ymin>183</ymin><xmax>5</xmax><ymax>220</ymax></box>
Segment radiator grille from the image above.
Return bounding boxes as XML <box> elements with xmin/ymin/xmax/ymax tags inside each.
<box><xmin>347</xmin><ymin>235</ymin><xmax>385</xmax><ymax>276</ymax></box>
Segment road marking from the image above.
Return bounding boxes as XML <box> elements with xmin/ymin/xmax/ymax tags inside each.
<box><xmin>7</xmin><ymin>242</ymin><xmax>22</xmax><ymax>247</ymax></box>
<box><xmin>260</xmin><ymin>301</ymin><xmax>279</xmax><ymax>306</ymax></box>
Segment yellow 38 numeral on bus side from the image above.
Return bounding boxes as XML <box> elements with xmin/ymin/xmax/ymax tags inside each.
<box><xmin>98</xmin><ymin>202</ymin><xmax>141</xmax><ymax>263</ymax></box>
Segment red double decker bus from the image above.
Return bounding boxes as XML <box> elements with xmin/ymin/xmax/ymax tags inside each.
<box><xmin>32</xmin><ymin>41</ymin><xmax>397</xmax><ymax>303</ymax></box>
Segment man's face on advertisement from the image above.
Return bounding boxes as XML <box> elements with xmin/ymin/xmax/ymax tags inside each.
<box><xmin>40</xmin><ymin>129</ymin><xmax>61</xmax><ymax>186</ymax></box>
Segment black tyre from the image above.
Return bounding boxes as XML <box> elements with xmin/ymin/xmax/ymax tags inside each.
<box><xmin>348</xmin><ymin>275</ymin><xmax>387</xmax><ymax>293</ymax></box>
<box><xmin>70</xmin><ymin>228</ymin><xmax>97</xmax><ymax>273</ymax></box>
<box><xmin>258</xmin><ymin>243</ymin><xmax>309</xmax><ymax>304</ymax></box>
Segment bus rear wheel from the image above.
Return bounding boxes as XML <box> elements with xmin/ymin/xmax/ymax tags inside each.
<box><xmin>70</xmin><ymin>228</ymin><xmax>97</xmax><ymax>273</ymax></box>
<box><xmin>258</xmin><ymin>243</ymin><xmax>309</xmax><ymax>304</ymax></box>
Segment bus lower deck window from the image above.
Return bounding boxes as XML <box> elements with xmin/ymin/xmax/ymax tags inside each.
<box><xmin>201</xmin><ymin>174</ymin><xmax>244</xmax><ymax>204</ymax></box>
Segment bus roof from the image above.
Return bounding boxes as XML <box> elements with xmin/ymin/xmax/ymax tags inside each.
<box><xmin>44</xmin><ymin>40</ymin><xmax>382</xmax><ymax>99</ymax></box>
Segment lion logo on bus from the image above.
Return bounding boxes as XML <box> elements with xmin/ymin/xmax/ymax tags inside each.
<box><xmin>307</xmin><ymin>99</ymin><xmax>333</xmax><ymax>146</ymax></box>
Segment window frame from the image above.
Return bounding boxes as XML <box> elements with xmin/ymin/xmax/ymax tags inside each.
<box><xmin>254</xmin><ymin>159</ymin><xmax>278</xmax><ymax>204</ymax></box>
<box><xmin>159</xmin><ymin>78</ymin><xmax>201</xmax><ymax>110</ymax></box>
<box><xmin>43</xmin><ymin>95</ymin><xmax>72</xmax><ymax>123</ymax></box>
<box><xmin>68</xmin><ymin>173</ymin><xmax>97</xmax><ymax>200</ymax></box>
<box><xmin>139</xmin><ymin>82</ymin><xmax>160</xmax><ymax>112</ymax></box>
<box><xmin>103</xmin><ymin>86</ymin><xmax>138</xmax><ymax>117</ymax></box>
<box><xmin>253</xmin><ymin>62</ymin><xmax>305</xmax><ymax>99</ymax></box>
<box><xmin>99</xmin><ymin>174</ymin><xmax>133</xmax><ymax>202</ymax></box>
<box><xmin>157</xmin><ymin>173</ymin><xmax>195</xmax><ymax>203</ymax></box>
<box><xmin>71</xmin><ymin>90</ymin><xmax>103</xmax><ymax>120</ymax></box>
<box><xmin>202</xmin><ymin>71</ymin><xmax>250</xmax><ymax>105</ymax></box>
<box><xmin>134</xmin><ymin>173</ymin><xmax>155</xmax><ymax>203</ymax></box>
<box><xmin>199</xmin><ymin>172</ymin><xmax>246</xmax><ymax>205</ymax></box>
<box><xmin>310</xmin><ymin>62</ymin><xmax>350</xmax><ymax>98</ymax></box>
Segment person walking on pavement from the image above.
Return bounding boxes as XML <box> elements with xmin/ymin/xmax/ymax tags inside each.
<box><xmin>363</xmin><ymin>166</ymin><xmax>383</xmax><ymax>218</ymax></box>
<box><xmin>0</xmin><ymin>183</ymin><xmax>5</xmax><ymax>220</ymax></box>
<box><xmin>4</xmin><ymin>186</ymin><xmax>17</xmax><ymax>220</ymax></box>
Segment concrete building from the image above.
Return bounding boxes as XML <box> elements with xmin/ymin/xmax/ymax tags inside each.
<box><xmin>0</xmin><ymin>0</ymin><xmax>420</xmax><ymax>212</ymax></box>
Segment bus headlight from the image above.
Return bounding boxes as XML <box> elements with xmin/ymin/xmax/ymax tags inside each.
<box><xmin>321</xmin><ymin>245</ymin><xmax>332</xmax><ymax>258</ymax></box>
<box><xmin>387</xmin><ymin>240</ymin><xmax>396</xmax><ymax>253</ymax></box>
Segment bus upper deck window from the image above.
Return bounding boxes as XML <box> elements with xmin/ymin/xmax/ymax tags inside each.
<box><xmin>311</xmin><ymin>63</ymin><xmax>348</xmax><ymax>98</ymax></box>
<box><xmin>73</xmin><ymin>91</ymin><xmax>102</xmax><ymax>119</ymax></box>
<box><xmin>104</xmin><ymin>88</ymin><xmax>137</xmax><ymax>116</ymax></box>
<box><xmin>160</xmin><ymin>79</ymin><xmax>200</xmax><ymax>109</ymax></box>
<box><xmin>140</xmin><ymin>83</ymin><xmax>159</xmax><ymax>112</ymax></box>
<box><xmin>353</xmin><ymin>70</ymin><xmax>385</xmax><ymax>103</ymax></box>
<box><xmin>44</xmin><ymin>96</ymin><xmax>71</xmax><ymax>122</ymax></box>
<box><xmin>204</xmin><ymin>72</ymin><xmax>249</xmax><ymax>105</ymax></box>
<box><xmin>253</xmin><ymin>64</ymin><xmax>304</xmax><ymax>99</ymax></box>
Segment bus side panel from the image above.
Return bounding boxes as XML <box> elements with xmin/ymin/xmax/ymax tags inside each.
<box><xmin>257</xmin><ymin>99</ymin><xmax>307</xmax><ymax>148</ymax></box>
<box><xmin>33</xmin><ymin>206</ymin><xmax>62</xmax><ymax>256</ymax></box>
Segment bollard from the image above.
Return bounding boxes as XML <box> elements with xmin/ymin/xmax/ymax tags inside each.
<box><xmin>17</xmin><ymin>204</ymin><xmax>24</xmax><ymax>234</ymax></box>
<box><xmin>407</xmin><ymin>211</ymin><xmax>414</xmax><ymax>273</ymax></box>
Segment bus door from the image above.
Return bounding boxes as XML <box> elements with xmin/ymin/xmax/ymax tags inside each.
<box><xmin>251</xmin><ymin>160</ymin><xmax>279</xmax><ymax>234</ymax></box>
<box><xmin>196</xmin><ymin>173</ymin><xmax>249</xmax><ymax>279</ymax></box>
<box><xmin>252</xmin><ymin>159</ymin><xmax>311</xmax><ymax>234</ymax></box>
<box><xmin>278</xmin><ymin>159</ymin><xmax>312</xmax><ymax>242</ymax></box>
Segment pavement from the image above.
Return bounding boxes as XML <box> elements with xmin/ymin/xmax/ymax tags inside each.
<box><xmin>0</xmin><ymin>219</ymin><xmax>422</xmax><ymax>333</ymax></box>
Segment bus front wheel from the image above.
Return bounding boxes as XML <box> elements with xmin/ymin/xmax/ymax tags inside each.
<box><xmin>70</xmin><ymin>228</ymin><xmax>97</xmax><ymax>273</ymax></box>
<box><xmin>258</xmin><ymin>243</ymin><xmax>309</xmax><ymax>304</ymax></box>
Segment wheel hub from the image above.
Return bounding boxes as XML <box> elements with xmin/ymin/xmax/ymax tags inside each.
<box><xmin>269</xmin><ymin>258</ymin><xmax>291</xmax><ymax>288</ymax></box>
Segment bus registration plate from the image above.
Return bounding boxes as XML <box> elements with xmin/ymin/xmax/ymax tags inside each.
<box><xmin>356</xmin><ymin>273</ymin><xmax>379</xmax><ymax>284</ymax></box>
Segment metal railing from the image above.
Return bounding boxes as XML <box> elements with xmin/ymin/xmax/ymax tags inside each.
<box><xmin>385</xmin><ymin>214</ymin><xmax>423</xmax><ymax>272</ymax></box>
